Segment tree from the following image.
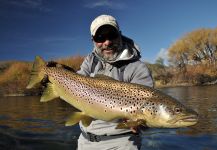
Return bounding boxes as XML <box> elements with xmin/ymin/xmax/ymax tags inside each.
<box><xmin>168</xmin><ymin>28</ymin><xmax>217</xmax><ymax>66</ymax></box>
<box><xmin>155</xmin><ymin>57</ymin><xmax>165</xmax><ymax>66</ymax></box>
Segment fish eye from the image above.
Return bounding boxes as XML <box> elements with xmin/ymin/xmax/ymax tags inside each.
<box><xmin>174</xmin><ymin>107</ymin><xmax>182</xmax><ymax>114</ymax></box>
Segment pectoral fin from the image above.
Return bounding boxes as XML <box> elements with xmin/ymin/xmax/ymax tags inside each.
<box><xmin>65</xmin><ymin>112</ymin><xmax>93</xmax><ymax>127</ymax></box>
<box><xmin>116</xmin><ymin>119</ymin><xmax>146</xmax><ymax>129</ymax></box>
<box><xmin>40</xmin><ymin>83</ymin><xmax>59</xmax><ymax>102</ymax></box>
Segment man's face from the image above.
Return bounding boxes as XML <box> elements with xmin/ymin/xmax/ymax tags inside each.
<box><xmin>93</xmin><ymin>25</ymin><xmax>122</xmax><ymax>61</ymax></box>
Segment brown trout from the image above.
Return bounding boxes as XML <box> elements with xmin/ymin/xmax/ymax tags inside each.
<box><xmin>26</xmin><ymin>56</ymin><xmax>198</xmax><ymax>128</ymax></box>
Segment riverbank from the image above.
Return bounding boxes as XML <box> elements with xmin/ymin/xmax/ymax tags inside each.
<box><xmin>1</xmin><ymin>56</ymin><xmax>217</xmax><ymax>97</ymax></box>
<box><xmin>2</xmin><ymin>80</ymin><xmax>217</xmax><ymax>97</ymax></box>
<box><xmin>3</xmin><ymin>93</ymin><xmax>26</xmax><ymax>97</ymax></box>
<box><xmin>155</xmin><ymin>81</ymin><xmax>194</xmax><ymax>89</ymax></box>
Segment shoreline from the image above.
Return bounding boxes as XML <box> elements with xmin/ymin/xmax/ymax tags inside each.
<box><xmin>1</xmin><ymin>80</ymin><xmax>217</xmax><ymax>97</ymax></box>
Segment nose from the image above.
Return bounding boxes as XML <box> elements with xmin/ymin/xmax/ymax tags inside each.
<box><xmin>103</xmin><ymin>39</ymin><xmax>112</xmax><ymax>46</ymax></box>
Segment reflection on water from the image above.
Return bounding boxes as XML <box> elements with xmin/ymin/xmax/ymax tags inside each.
<box><xmin>0</xmin><ymin>96</ymin><xmax>80</xmax><ymax>150</ymax></box>
<box><xmin>161</xmin><ymin>85</ymin><xmax>217</xmax><ymax>135</ymax></box>
<box><xmin>0</xmin><ymin>85</ymin><xmax>217</xmax><ymax>150</ymax></box>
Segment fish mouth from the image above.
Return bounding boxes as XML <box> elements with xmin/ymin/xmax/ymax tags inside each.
<box><xmin>168</xmin><ymin>114</ymin><xmax>198</xmax><ymax>124</ymax></box>
<box><xmin>179</xmin><ymin>115</ymin><xmax>198</xmax><ymax>122</ymax></box>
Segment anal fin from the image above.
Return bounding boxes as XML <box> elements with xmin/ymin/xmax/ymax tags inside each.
<box><xmin>65</xmin><ymin>112</ymin><xmax>93</xmax><ymax>127</ymax></box>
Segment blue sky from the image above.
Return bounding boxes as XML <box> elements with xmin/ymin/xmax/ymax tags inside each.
<box><xmin>0</xmin><ymin>0</ymin><xmax>217</xmax><ymax>63</ymax></box>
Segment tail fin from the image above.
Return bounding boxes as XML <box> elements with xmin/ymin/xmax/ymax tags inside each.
<box><xmin>26</xmin><ymin>56</ymin><xmax>46</xmax><ymax>89</ymax></box>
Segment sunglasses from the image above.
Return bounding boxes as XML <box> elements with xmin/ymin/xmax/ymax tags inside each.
<box><xmin>93</xmin><ymin>30</ymin><xmax>119</xmax><ymax>43</ymax></box>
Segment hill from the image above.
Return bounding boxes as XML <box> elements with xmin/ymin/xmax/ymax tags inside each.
<box><xmin>0</xmin><ymin>56</ymin><xmax>84</xmax><ymax>96</ymax></box>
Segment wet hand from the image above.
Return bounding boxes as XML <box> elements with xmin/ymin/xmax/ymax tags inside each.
<box><xmin>130</xmin><ymin>127</ymin><xmax>138</xmax><ymax>133</ymax></box>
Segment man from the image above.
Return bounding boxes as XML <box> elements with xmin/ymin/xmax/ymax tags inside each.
<box><xmin>76</xmin><ymin>14</ymin><xmax>154</xmax><ymax>150</ymax></box>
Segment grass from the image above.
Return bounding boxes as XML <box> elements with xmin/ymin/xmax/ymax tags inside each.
<box><xmin>0</xmin><ymin>56</ymin><xmax>84</xmax><ymax>95</ymax></box>
<box><xmin>0</xmin><ymin>62</ymin><xmax>32</xmax><ymax>95</ymax></box>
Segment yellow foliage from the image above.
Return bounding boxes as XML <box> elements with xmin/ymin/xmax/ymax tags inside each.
<box><xmin>0</xmin><ymin>55</ymin><xmax>85</xmax><ymax>95</ymax></box>
<box><xmin>56</xmin><ymin>55</ymin><xmax>84</xmax><ymax>71</ymax></box>
<box><xmin>168</xmin><ymin>27</ymin><xmax>217</xmax><ymax>66</ymax></box>
<box><xmin>0</xmin><ymin>62</ymin><xmax>31</xmax><ymax>84</ymax></box>
<box><xmin>0</xmin><ymin>62</ymin><xmax>32</xmax><ymax>94</ymax></box>
<box><xmin>187</xmin><ymin>64</ymin><xmax>216</xmax><ymax>77</ymax></box>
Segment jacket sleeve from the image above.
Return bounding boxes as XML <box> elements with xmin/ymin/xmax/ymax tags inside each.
<box><xmin>124</xmin><ymin>61</ymin><xmax>154</xmax><ymax>88</ymax></box>
<box><xmin>76</xmin><ymin>54</ymin><xmax>93</xmax><ymax>76</ymax></box>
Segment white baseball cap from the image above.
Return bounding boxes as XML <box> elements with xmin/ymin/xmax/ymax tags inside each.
<box><xmin>90</xmin><ymin>14</ymin><xmax>119</xmax><ymax>36</ymax></box>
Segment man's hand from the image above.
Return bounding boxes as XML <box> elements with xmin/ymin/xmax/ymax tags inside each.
<box><xmin>119</xmin><ymin>119</ymin><xmax>139</xmax><ymax>133</ymax></box>
<box><xmin>130</xmin><ymin>127</ymin><xmax>138</xmax><ymax>133</ymax></box>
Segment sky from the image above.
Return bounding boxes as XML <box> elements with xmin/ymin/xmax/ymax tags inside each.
<box><xmin>0</xmin><ymin>0</ymin><xmax>217</xmax><ymax>63</ymax></box>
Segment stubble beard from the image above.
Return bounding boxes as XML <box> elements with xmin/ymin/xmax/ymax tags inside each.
<box><xmin>94</xmin><ymin>41</ymin><xmax>123</xmax><ymax>62</ymax></box>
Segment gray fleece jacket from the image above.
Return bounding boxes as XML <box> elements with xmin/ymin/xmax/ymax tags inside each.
<box><xmin>77</xmin><ymin>36</ymin><xmax>154</xmax><ymax>135</ymax></box>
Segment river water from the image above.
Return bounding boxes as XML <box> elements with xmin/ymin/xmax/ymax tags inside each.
<box><xmin>0</xmin><ymin>85</ymin><xmax>217</xmax><ymax>150</ymax></box>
